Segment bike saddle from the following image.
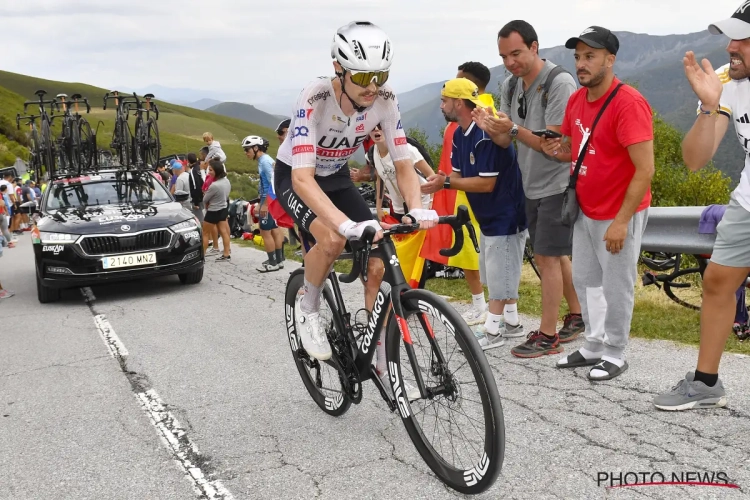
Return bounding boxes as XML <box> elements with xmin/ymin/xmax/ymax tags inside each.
<box><xmin>34</xmin><ymin>89</ymin><xmax>47</xmax><ymax>97</ymax></box>
<box><xmin>71</xmin><ymin>93</ymin><xmax>82</xmax><ymax>100</ymax></box>
<box><xmin>56</xmin><ymin>93</ymin><xmax>68</xmax><ymax>99</ymax></box>
<box><xmin>143</xmin><ymin>93</ymin><xmax>154</xmax><ymax>99</ymax></box>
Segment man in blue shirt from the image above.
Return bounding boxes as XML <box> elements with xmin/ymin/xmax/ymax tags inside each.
<box><xmin>242</xmin><ymin>135</ymin><xmax>285</xmax><ymax>272</ymax></box>
<box><xmin>436</xmin><ymin>78</ymin><xmax>528</xmax><ymax>350</ymax></box>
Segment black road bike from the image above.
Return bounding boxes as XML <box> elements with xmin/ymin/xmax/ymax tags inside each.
<box><xmin>104</xmin><ymin>91</ymin><xmax>161</xmax><ymax>167</ymax></box>
<box><xmin>16</xmin><ymin>89</ymin><xmax>57</xmax><ymax>179</ymax></box>
<box><xmin>52</xmin><ymin>93</ymin><xmax>96</xmax><ymax>173</ymax></box>
<box><xmin>284</xmin><ymin>207</ymin><xmax>505</xmax><ymax>495</ymax></box>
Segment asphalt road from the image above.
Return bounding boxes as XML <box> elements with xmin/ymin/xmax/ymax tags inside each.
<box><xmin>1</xmin><ymin>235</ymin><xmax>749</xmax><ymax>500</ymax></box>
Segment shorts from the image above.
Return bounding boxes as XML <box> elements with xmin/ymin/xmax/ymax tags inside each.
<box><xmin>711</xmin><ymin>194</ymin><xmax>750</xmax><ymax>267</ymax></box>
<box><xmin>259</xmin><ymin>211</ymin><xmax>278</xmax><ymax>231</ymax></box>
<box><xmin>479</xmin><ymin>230</ymin><xmax>526</xmax><ymax>301</ymax></box>
<box><xmin>204</xmin><ymin>207</ymin><xmax>228</xmax><ymax>224</ymax></box>
<box><xmin>273</xmin><ymin>160</ymin><xmax>373</xmax><ymax>234</ymax></box>
<box><xmin>525</xmin><ymin>192</ymin><xmax>573</xmax><ymax>256</ymax></box>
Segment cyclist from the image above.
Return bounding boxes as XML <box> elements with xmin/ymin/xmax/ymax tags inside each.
<box><xmin>242</xmin><ymin>135</ymin><xmax>285</xmax><ymax>272</ymax></box>
<box><xmin>273</xmin><ymin>21</ymin><xmax>439</xmax><ymax>369</ymax></box>
<box><xmin>275</xmin><ymin>119</ymin><xmax>291</xmax><ymax>143</ymax></box>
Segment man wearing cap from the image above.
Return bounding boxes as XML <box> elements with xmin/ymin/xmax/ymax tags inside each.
<box><xmin>540</xmin><ymin>26</ymin><xmax>654</xmax><ymax>381</ymax></box>
<box><xmin>437</xmin><ymin>78</ymin><xmax>527</xmax><ymax>350</ymax></box>
<box><xmin>655</xmin><ymin>2</ymin><xmax>750</xmax><ymax>410</ymax></box>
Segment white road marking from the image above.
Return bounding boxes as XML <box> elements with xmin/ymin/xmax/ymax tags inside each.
<box><xmin>93</xmin><ymin>314</ymin><xmax>129</xmax><ymax>360</ymax></box>
<box><xmin>136</xmin><ymin>389</ymin><xmax>234</xmax><ymax>500</ymax></box>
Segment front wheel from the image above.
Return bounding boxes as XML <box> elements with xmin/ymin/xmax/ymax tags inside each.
<box><xmin>284</xmin><ymin>269</ymin><xmax>352</xmax><ymax>416</ymax></box>
<box><xmin>386</xmin><ymin>289</ymin><xmax>504</xmax><ymax>495</ymax></box>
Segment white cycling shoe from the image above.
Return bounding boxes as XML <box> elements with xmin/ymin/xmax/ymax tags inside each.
<box><xmin>378</xmin><ymin>370</ymin><xmax>421</xmax><ymax>401</ymax></box>
<box><xmin>295</xmin><ymin>295</ymin><xmax>332</xmax><ymax>361</ymax></box>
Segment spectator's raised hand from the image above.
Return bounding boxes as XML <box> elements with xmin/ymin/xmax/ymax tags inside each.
<box><xmin>683</xmin><ymin>51</ymin><xmax>723</xmax><ymax>109</ymax></box>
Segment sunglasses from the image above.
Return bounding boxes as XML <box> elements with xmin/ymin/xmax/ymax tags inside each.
<box><xmin>517</xmin><ymin>93</ymin><xmax>527</xmax><ymax>120</ymax></box>
<box><xmin>348</xmin><ymin>70</ymin><xmax>389</xmax><ymax>88</ymax></box>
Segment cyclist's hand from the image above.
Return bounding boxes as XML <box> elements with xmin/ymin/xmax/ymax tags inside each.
<box><xmin>404</xmin><ymin>208</ymin><xmax>439</xmax><ymax>229</ymax></box>
<box><xmin>339</xmin><ymin>219</ymin><xmax>383</xmax><ymax>242</ymax></box>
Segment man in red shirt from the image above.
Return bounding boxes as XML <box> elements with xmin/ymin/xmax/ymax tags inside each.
<box><xmin>540</xmin><ymin>26</ymin><xmax>655</xmax><ymax>381</ymax></box>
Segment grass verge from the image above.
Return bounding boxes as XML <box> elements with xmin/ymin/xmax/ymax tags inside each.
<box><xmin>235</xmin><ymin>236</ymin><xmax>750</xmax><ymax>355</ymax></box>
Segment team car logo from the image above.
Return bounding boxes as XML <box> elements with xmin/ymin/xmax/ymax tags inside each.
<box><xmin>121</xmin><ymin>225</ymin><xmax>131</xmax><ymax>231</ymax></box>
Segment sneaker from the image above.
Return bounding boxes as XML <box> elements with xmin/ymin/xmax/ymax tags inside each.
<box><xmin>559</xmin><ymin>313</ymin><xmax>585</xmax><ymax>343</ymax></box>
<box><xmin>510</xmin><ymin>330</ymin><xmax>563</xmax><ymax>358</ymax></box>
<box><xmin>294</xmin><ymin>295</ymin><xmax>332</xmax><ymax>361</ymax></box>
<box><xmin>257</xmin><ymin>260</ymin><xmax>281</xmax><ymax>273</ymax></box>
<box><xmin>733</xmin><ymin>323</ymin><xmax>750</xmax><ymax>342</ymax></box>
<box><xmin>278</xmin><ymin>260</ymin><xmax>285</xmax><ymax>269</ymax></box>
<box><xmin>461</xmin><ymin>307</ymin><xmax>488</xmax><ymax>326</ymax></box>
<box><xmin>379</xmin><ymin>371</ymin><xmax>421</xmax><ymax>401</ymax></box>
<box><xmin>473</xmin><ymin>325</ymin><xmax>506</xmax><ymax>351</ymax></box>
<box><xmin>653</xmin><ymin>372</ymin><xmax>727</xmax><ymax>411</ymax></box>
<box><xmin>216</xmin><ymin>254</ymin><xmax>231</xmax><ymax>262</ymax></box>
<box><xmin>205</xmin><ymin>248</ymin><xmax>219</xmax><ymax>256</ymax></box>
<box><xmin>499</xmin><ymin>322</ymin><xmax>525</xmax><ymax>338</ymax></box>
<box><xmin>0</xmin><ymin>289</ymin><xmax>15</xmax><ymax>299</ymax></box>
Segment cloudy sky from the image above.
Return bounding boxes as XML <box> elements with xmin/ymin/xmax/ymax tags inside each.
<box><xmin>3</xmin><ymin>0</ymin><xmax>743</xmax><ymax>110</ymax></box>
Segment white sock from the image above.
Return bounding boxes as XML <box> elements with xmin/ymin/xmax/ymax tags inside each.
<box><xmin>484</xmin><ymin>312</ymin><xmax>503</xmax><ymax>335</ymax></box>
<box><xmin>471</xmin><ymin>293</ymin><xmax>486</xmax><ymax>311</ymax></box>
<box><xmin>376</xmin><ymin>339</ymin><xmax>387</xmax><ymax>376</ymax></box>
<box><xmin>503</xmin><ymin>303</ymin><xmax>519</xmax><ymax>326</ymax></box>
<box><xmin>589</xmin><ymin>355</ymin><xmax>625</xmax><ymax>378</ymax></box>
<box><xmin>578</xmin><ymin>347</ymin><xmax>601</xmax><ymax>360</ymax></box>
<box><xmin>300</xmin><ymin>279</ymin><xmax>323</xmax><ymax>314</ymax></box>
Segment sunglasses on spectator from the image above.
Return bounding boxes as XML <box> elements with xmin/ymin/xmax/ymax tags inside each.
<box><xmin>348</xmin><ymin>70</ymin><xmax>389</xmax><ymax>88</ymax></box>
<box><xmin>517</xmin><ymin>93</ymin><xmax>527</xmax><ymax>120</ymax></box>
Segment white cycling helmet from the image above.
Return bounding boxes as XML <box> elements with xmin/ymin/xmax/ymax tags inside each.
<box><xmin>331</xmin><ymin>21</ymin><xmax>393</xmax><ymax>72</ymax></box>
<box><xmin>241</xmin><ymin>135</ymin><xmax>269</xmax><ymax>151</ymax></box>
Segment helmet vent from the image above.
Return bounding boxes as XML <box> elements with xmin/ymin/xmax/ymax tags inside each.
<box><xmin>337</xmin><ymin>48</ymin><xmax>349</xmax><ymax>61</ymax></box>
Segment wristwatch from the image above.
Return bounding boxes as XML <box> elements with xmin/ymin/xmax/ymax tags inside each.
<box><xmin>509</xmin><ymin>123</ymin><xmax>519</xmax><ymax>137</ymax></box>
<box><xmin>443</xmin><ymin>176</ymin><xmax>451</xmax><ymax>190</ymax></box>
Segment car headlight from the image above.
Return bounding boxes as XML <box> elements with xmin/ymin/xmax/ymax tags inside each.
<box><xmin>39</xmin><ymin>231</ymin><xmax>79</xmax><ymax>244</ymax></box>
<box><xmin>170</xmin><ymin>219</ymin><xmax>199</xmax><ymax>233</ymax></box>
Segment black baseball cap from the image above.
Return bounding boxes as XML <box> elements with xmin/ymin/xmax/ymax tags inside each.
<box><xmin>565</xmin><ymin>26</ymin><xmax>620</xmax><ymax>55</ymax></box>
<box><xmin>709</xmin><ymin>2</ymin><xmax>750</xmax><ymax>40</ymax></box>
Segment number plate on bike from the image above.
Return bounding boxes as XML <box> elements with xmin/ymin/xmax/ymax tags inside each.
<box><xmin>102</xmin><ymin>252</ymin><xmax>156</xmax><ymax>269</ymax></box>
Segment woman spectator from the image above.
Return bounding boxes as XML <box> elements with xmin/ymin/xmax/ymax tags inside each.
<box><xmin>0</xmin><ymin>187</ymin><xmax>14</xmax><ymax>248</ymax></box>
<box><xmin>202</xmin><ymin>160</ymin><xmax>232</xmax><ymax>262</ymax></box>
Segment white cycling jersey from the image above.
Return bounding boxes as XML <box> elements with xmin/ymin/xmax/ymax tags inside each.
<box><xmin>277</xmin><ymin>77</ymin><xmax>410</xmax><ymax>176</ymax></box>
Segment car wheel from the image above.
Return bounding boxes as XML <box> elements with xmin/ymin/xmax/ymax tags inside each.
<box><xmin>36</xmin><ymin>272</ymin><xmax>61</xmax><ymax>303</ymax></box>
<box><xmin>179</xmin><ymin>267</ymin><xmax>203</xmax><ymax>285</ymax></box>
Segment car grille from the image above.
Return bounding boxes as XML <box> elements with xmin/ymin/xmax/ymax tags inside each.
<box><xmin>80</xmin><ymin>230</ymin><xmax>172</xmax><ymax>255</ymax></box>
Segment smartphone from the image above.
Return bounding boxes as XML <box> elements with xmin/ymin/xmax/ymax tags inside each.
<box><xmin>531</xmin><ymin>129</ymin><xmax>562</xmax><ymax>139</ymax></box>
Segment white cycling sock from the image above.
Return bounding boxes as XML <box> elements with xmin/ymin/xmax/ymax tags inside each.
<box><xmin>471</xmin><ymin>293</ymin><xmax>487</xmax><ymax>311</ymax></box>
<box><xmin>504</xmin><ymin>303</ymin><xmax>519</xmax><ymax>326</ymax></box>
<box><xmin>483</xmin><ymin>312</ymin><xmax>503</xmax><ymax>335</ymax></box>
<box><xmin>300</xmin><ymin>279</ymin><xmax>323</xmax><ymax>314</ymax></box>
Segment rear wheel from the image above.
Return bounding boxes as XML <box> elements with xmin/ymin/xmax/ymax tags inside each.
<box><xmin>30</xmin><ymin>127</ymin><xmax>43</xmax><ymax>179</ymax></box>
<box><xmin>284</xmin><ymin>269</ymin><xmax>352</xmax><ymax>416</ymax></box>
<box><xmin>78</xmin><ymin>118</ymin><xmax>96</xmax><ymax>169</ymax></box>
<box><xmin>386</xmin><ymin>289</ymin><xmax>504</xmax><ymax>494</ymax></box>
<box><xmin>118</xmin><ymin>121</ymin><xmax>133</xmax><ymax>167</ymax></box>
<box><xmin>144</xmin><ymin>119</ymin><xmax>161</xmax><ymax>167</ymax></box>
<box><xmin>41</xmin><ymin>119</ymin><xmax>56</xmax><ymax>177</ymax></box>
<box><xmin>664</xmin><ymin>268</ymin><xmax>703</xmax><ymax>310</ymax></box>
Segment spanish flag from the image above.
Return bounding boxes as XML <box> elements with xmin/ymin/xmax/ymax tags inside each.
<box><xmin>419</xmin><ymin>93</ymin><xmax>494</xmax><ymax>270</ymax></box>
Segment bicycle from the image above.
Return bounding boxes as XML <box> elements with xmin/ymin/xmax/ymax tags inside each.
<box><xmin>641</xmin><ymin>252</ymin><xmax>709</xmax><ymax>310</ymax></box>
<box><xmin>16</xmin><ymin>89</ymin><xmax>57</xmax><ymax>180</ymax></box>
<box><xmin>104</xmin><ymin>91</ymin><xmax>161</xmax><ymax>167</ymax></box>
<box><xmin>523</xmin><ymin>238</ymin><xmax>540</xmax><ymax>280</ymax></box>
<box><xmin>284</xmin><ymin>206</ymin><xmax>505</xmax><ymax>494</ymax></box>
<box><xmin>52</xmin><ymin>93</ymin><xmax>96</xmax><ymax>173</ymax></box>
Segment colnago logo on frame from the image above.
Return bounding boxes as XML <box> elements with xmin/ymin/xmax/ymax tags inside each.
<box><xmin>361</xmin><ymin>289</ymin><xmax>387</xmax><ymax>354</ymax></box>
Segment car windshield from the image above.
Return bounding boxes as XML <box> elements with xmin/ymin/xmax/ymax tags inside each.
<box><xmin>45</xmin><ymin>172</ymin><xmax>171</xmax><ymax>210</ymax></box>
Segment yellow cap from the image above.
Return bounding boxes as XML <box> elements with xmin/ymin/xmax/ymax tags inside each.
<box><xmin>441</xmin><ymin>78</ymin><xmax>487</xmax><ymax>107</ymax></box>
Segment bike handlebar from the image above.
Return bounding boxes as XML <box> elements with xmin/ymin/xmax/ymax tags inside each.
<box><xmin>338</xmin><ymin>205</ymin><xmax>479</xmax><ymax>284</ymax></box>
<box><xmin>103</xmin><ymin>91</ymin><xmax>159</xmax><ymax>119</ymax></box>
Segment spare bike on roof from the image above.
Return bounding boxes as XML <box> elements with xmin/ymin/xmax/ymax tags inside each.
<box><xmin>103</xmin><ymin>91</ymin><xmax>161</xmax><ymax>168</ymax></box>
<box><xmin>16</xmin><ymin>89</ymin><xmax>58</xmax><ymax>182</ymax></box>
<box><xmin>51</xmin><ymin>93</ymin><xmax>97</xmax><ymax>175</ymax></box>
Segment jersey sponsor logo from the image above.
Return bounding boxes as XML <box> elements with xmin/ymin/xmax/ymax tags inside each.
<box><xmin>329</xmin><ymin>127</ymin><xmax>344</xmax><ymax>133</ymax></box>
<box><xmin>356</xmin><ymin>113</ymin><xmax>367</xmax><ymax>122</ymax></box>
<box><xmin>295</xmin><ymin>108</ymin><xmax>314</xmax><ymax>119</ymax></box>
<box><xmin>355</xmin><ymin>123</ymin><xmax>365</xmax><ymax>133</ymax></box>
<box><xmin>42</xmin><ymin>244</ymin><xmax>65</xmax><ymax>254</ymax></box>
<box><xmin>737</xmin><ymin>113</ymin><xmax>750</xmax><ymax>124</ymax></box>
<box><xmin>332</xmin><ymin>114</ymin><xmax>347</xmax><ymax>124</ymax></box>
<box><xmin>292</xmin><ymin>145</ymin><xmax>315</xmax><ymax>155</ymax></box>
<box><xmin>394</xmin><ymin>137</ymin><xmax>407</xmax><ymax>146</ymax></box>
<box><xmin>378</xmin><ymin>89</ymin><xmax>395</xmax><ymax>101</ymax></box>
<box><xmin>396</xmin><ymin>120</ymin><xmax>402</xmax><ymax>129</ymax></box>
<box><xmin>292</xmin><ymin>126</ymin><xmax>309</xmax><ymax>138</ymax></box>
<box><xmin>316</xmin><ymin>146</ymin><xmax>359</xmax><ymax>158</ymax></box>
<box><xmin>317</xmin><ymin>135</ymin><xmax>368</xmax><ymax>150</ymax></box>
<box><xmin>307</xmin><ymin>90</ymin><xmax>331</xmax><ymax>106</ymax></box>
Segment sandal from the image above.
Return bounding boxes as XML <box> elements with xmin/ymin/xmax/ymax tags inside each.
<box><xmin>556</xmin><ymin>350</ymin><xmax>600</xmax><ymax>368</ymax></box>
<box><xmin>587</xmin><ymin>360</ymin><xmax>629</xmax><ymax>381</ymax></box>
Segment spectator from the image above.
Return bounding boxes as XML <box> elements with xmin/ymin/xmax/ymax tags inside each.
<box><xmin>243</xmin><ymin>136</ymin><xmax>285</xmax><ymax>272</ymax></box>
<box><xmin>435</xmin><ymin>78</ymin><xmax>527</xmax><ymax>349</ymax></box>
<box><xmin>422</xmin><ymin>62</ymin><xmax>497</xmax><ymax>323</ymax></box>
<box><xmin>187</xmin><ymin>153</ymin><xmax>204</xmax><ymax>223</ymax></box>
<box><xmin>475</xmin><ymin>20</ymin><xmax>584</xmax><ymax>357</ymax></box>
<box><xmin>275</xmin><ymin>119</ymin><xmax>291</xmax><ymax>143</ymax></box>
<box><xmin>198</xmin><ymin>147</ymin><xmax>209</xmax><ymax>181</ymax></box>
<box><xmin>202</xmin><ymin>132</ymin><xmax>227</xmax><ymax>169</ymax></box>
<box><xmin>201</xmin><ymin>149</ymin><xmax>220</xmax><ymax>255</ymax></box>
<box><xmin>0</xmin><ymin>186</ymin><xmax>14</xmax><ymax>248</ymax></box>
<box><xmin>169</xmin><ymin>159</ymin><xmax>182</xmax><ymax>191</ymax></box>
<box><xmin>540</xmin><ymin>26</ymin><xmax>654</xmax><ymax>381</ymax></box>
<box><xmin>172</xmin><ymin>161</ymin><xmax>192</xmax><ymax>210</ymax></box>
<box><xmin>655</xmin><ymin>4</ymin><xmax>750</xmax><ymax>409</ymax></box>
<box><xmin>202</xmin><ymin>160</ymin><xmax>232</xmax><ymax>262</ymax></box>
<box><xmin>0</xmin><ymin>235</ymin><xmax>12</xmax><ymax>299</ymax></box>
<box><xmin>32</xmin><ymin>181</ymin><xmax>41</xmax><ymax>201</ymax></box>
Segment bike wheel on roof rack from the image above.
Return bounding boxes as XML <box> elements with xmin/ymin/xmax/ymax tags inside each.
<box><xmin>78</xmin><ymin>119</ymin><xmax>96</xmax><ymax>170</ymax></box>
<box><xmin>144</xmin><ymin>119</ymin><xmax>160</xmax><ymax>167</ymax></box>
<box><xmin>41</xmin><ymin>119</ymin><xmax>56</xmax><ymax>177</ymax></box>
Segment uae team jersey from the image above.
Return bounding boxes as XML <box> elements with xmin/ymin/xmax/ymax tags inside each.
<box><xmin>700</xmin><ymin>64</ymin><xmax>750</xmax><ymax>213</ymax></box>
<box><xmin>276</xmin><ymin>78</ymin><xmax>410</xmax><ymax>176</ymax></box>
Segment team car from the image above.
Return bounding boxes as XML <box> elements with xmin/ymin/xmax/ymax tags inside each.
<box><xmin>32</xmin><ymin>169</ymin><xmax>204</xmax><ymax>303</ymax></box>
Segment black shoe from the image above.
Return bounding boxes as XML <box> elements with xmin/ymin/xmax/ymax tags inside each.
<box><xmin>511</xmin><ymin>330</ymin><xmax>563</xmax><ymax>358</ymax></box>
<box><xmin>216</xmin><ymin>254</ymin><xmax>231</xmax><ymax>262</ymax></box>
<box><xmin>559</xmin><ymin>313</ymin><xmax>585</xmax><ymax>343</ymax></box>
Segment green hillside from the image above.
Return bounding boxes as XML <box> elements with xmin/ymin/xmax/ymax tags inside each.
<box><xmin>0</xmin><ymin>70</ymin><xmax>279</xmax><ymax>175</ymax></box>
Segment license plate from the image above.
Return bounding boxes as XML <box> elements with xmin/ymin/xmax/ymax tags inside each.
<box><xmin>102</xmin><ymin>252</ymin><xmax>156</xmax><ymax>269</ymax></box>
